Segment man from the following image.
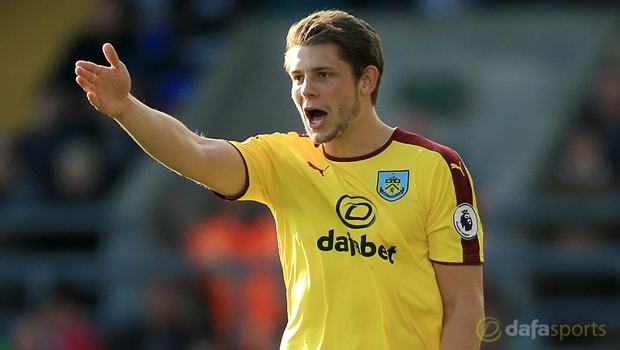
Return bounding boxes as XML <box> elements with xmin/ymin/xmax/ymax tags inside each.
<box><xmin>75</xmin><ymin>9</ymin><xmax>484</xmax><ymax>350</ymax></box>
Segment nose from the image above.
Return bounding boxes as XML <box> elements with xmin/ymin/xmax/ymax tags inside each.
<box><xmin>301</xmin><ymin>77</ymin><xmax>317</xmax><ymax>99</ymax></box>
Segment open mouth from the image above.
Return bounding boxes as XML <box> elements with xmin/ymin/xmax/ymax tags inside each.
<box><xmin>304</xmin><ymin>108</ymin><xmax>328</xmax><ymax>127</ymax></box>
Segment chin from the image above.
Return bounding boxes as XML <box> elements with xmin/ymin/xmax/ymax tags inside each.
<box><xmin>307</xmin><ymin>133</ymin><xmax>322</xmax><ymax>144</ymax></box>
<box><xmin>305</xmin><ymin>124</ymin><xmax>339</xmax><ymax>144</ymax></box>
<box><xmin>312</xmin><ymin>133</ymin><xmax>337</xmax><ymax>145</ymax></box>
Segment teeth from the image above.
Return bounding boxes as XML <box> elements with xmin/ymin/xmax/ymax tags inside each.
<box><xmin>305</xmin><ymin>108</ymin><xmax>326</xmax><ymax>126</ymax></box>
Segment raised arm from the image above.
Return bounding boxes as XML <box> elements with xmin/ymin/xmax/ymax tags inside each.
<box><xmin>75</xmin><ymin>43</ymin><xmax>246</xmax><ymax>197</ymax></box>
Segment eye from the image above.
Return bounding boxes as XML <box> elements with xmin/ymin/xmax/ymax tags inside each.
<box><xmin>292</xmin><ymin>74</ymin><xmax>304</xmax><ymax>83</ymax></box>
<box><xmin>318</xmin><ymin>71</ymin><xmax>330</xmax><ymax>79</ymax></box>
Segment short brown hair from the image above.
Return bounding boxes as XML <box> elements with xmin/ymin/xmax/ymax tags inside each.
<box><xmin>285</xmin><ymin>9</ymin><xmax>384</xmax><ymax>105</ymax></box>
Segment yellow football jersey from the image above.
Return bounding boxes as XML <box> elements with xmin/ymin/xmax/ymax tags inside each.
<box><xmin>223</xmin><ymin>128</ymin><xmax>484</xmax><ymax>350</ymax></box>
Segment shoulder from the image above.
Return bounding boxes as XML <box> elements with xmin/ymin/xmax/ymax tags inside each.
<box><xmin>393</xmin><ymin>129</ymin><xmax>476</xmax><ymax>204</ymax></box>
<box><xmin>231</xmin><ymin>131</ymin><xmax>317</xmax><ymax>159</ymax></box>
<box><xmin>237</xmin><ymin>131</ymin><xmax>311</xmax><ymax>145</ymax></box>
<box><xmin>391</xmin><ymin>128</ymin><xmax>462</xmax><ymax>165</ymax></box>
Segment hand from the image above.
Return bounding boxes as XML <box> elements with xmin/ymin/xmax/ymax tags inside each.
<box><xmin>75</xmin><ymin>43</ymin><xmax>131</xmax><ymax>118</ymax></box>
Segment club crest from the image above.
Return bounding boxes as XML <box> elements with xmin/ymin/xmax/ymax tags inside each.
<box><xmin>377</xmin><ymin>170</ymin><xmax>409</xmax><ymax>202</ymax></box>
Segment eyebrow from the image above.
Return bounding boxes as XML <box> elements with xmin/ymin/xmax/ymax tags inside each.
<box><xmin>289</xmin><ymin>66</ymin><xmax>336</xmax><ymax>75</ymax></box>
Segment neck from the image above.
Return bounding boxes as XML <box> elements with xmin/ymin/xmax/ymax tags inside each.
<box><xmin>323</xmin><ymin>112</ymin><xmax>394</xmax><ymax>158</ymax></box>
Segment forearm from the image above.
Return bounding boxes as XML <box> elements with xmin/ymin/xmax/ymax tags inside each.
<box><xmin>440</xmin><ymin>298</ymin><xmax>484</xmax><ymax>350</ymax></box>
<box><xmin>75</xmin><ymin>43</ymin><xmax>245</xmax><ymax>193</ymax></box>
<box><xmin>114</xmin><ymin>94</ymin><xmax>207</xmax><ymax>179</ymax></box>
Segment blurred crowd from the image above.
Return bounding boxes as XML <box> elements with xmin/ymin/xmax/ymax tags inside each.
<box><xmin>501</xmin><ymin>33</ymin><xmax>620</xmax><ymax>349</ymax></box>
<box><xmin>1</xmin><ymin>0</ymin><xmax>620</xmax><ymax>349</ymax></box>
<box><xmin>1</xmin><ymin>0</ymin><xmax>238</xmax><ymax>206</ymax></box>
<box><xmin>0</xmin><ymin>0</ymin><xmax>277</xmax><ymax>348</ymax></box>
<box><xmin>543</xmin><ymin>37</ymin><xmax>620</xmax><ymax>194</ymax></box>
<box><xmin>537</xmin><ymin>33</ymin><xmax>620</xmax><ymax>254</ymax></box>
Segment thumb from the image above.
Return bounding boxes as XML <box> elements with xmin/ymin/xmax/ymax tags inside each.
<box><xmin>102</xmin><ymin>43</ymin><xmax>122</xmax><ymax>68</ymax></box>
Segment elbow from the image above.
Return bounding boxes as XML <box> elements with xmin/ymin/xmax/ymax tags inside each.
<box><xmin>443</xmin><ymin>291</ymin><xmax>485</xmax><ymax>321</ymax></box>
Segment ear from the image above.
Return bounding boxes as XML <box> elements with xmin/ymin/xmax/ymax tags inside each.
<box><xmin>359</xmin><ymin>65</ymin><xmax>379</xmax><ymax>98</ymax></box>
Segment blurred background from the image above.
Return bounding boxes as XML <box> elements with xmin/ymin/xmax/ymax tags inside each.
<box><xmin>1</xmin><ymin>0</ymin><xmax>620</xmax><ymax>349</ymax></box>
